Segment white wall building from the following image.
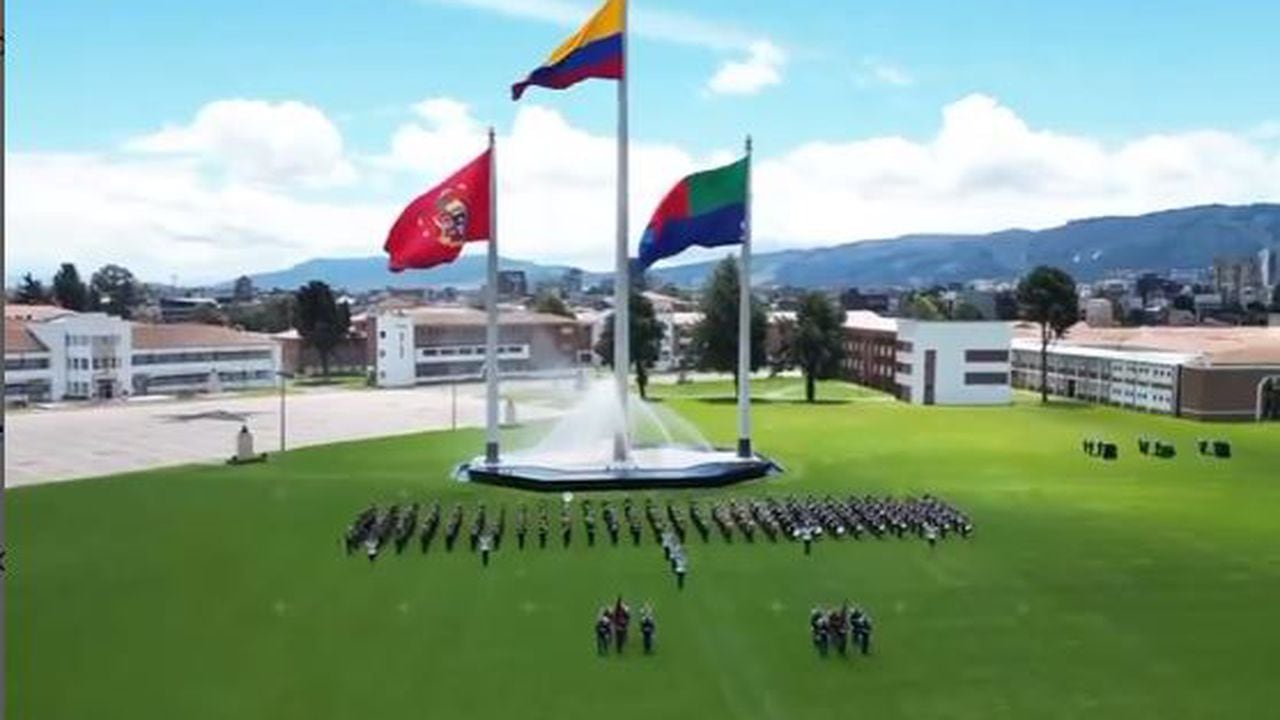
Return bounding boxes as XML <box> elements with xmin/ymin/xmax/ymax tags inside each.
<box><xmin>5</xmin><ymin>305</ymin><xmax>279</xmax><ymax>405</ymax></box>
<box><xmin>1011</xmin><ymin>339</ymin><xmax>1192</xmax><ymax>414</ymax></box>
<box><xmin>893</xmin><ymin>320</ymin><xmax>1012</xmax><ymax>405</ymax></box>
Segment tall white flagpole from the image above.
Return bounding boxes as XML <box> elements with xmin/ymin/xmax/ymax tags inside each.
<box><xmin>737</xmin><ymin>136</ymin><xmax>753</xmax><ymax>458</ymax></box>
<box><xmin>612</xmin><ymin>0</ymin><xmax>631</xmax><ymax>463</ymax></box>
<box><xmin>485</xmin><ymin>128</ymin><xmax>501</xmax><ymax>465</ymax></box>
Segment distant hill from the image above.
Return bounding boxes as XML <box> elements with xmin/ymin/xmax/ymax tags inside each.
<box><xmin>239</xmin><ymin>204</ymin><xmax>1280</xmax><ymax>292</ymax></box>
<box><xmin>243</xmin><ymin>255</ymin><xmax>579</xmax><ymax>292</ymax></box>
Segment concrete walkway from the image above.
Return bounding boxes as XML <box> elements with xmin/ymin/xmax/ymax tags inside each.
<box><xmin>5</xmin><ymin>381</ymin><xmax>570</xmax><ymax>487</ymax></box>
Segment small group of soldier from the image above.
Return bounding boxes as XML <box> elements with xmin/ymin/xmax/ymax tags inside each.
<box><xmin>595</xmin><ymin>597</ymin><xmax>657</xmax><ymax>655</ymax></box>
<box><xmin>810</xmin><ymin>603</ymin><xmax>873</xmax><ymax>658</ymax></box>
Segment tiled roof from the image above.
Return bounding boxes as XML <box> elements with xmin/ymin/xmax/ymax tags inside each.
<box><xmin>131</xmin><ymin>323</ymin><xmax>276</xmax><ymax>349</ymax></box>
<box><xmin>5</xmin><ymin>304</ymin><xmax>76</xmax><ymax>321</ymax></box>
<box><xmin>393</xmin><ymin>306</ymin><xmax>584</xmax><ymax>327</ymax></box>
<box><xmin>1014</xmin><ymin>322</ymin><xmax>1280</xmax><ymax>366</ymax></box>
<box><xmin>5</xmin><ymin>317</ymin><xmax>49</xmax><ymax>353</ymax></box>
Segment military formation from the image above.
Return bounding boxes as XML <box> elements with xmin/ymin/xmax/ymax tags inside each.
<box><xmin>343</xmin><ymin>494</ymin><xmax>972</xmax><ymax>662</ymax></box>
<box><xmin>343</xmin><ymin>494</ymin><xmax>972</xmax><ymax>562</ymax></box>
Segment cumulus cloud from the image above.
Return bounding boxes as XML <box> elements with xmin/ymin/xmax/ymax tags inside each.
<box><xmin>125</xmin><ymin>99</ymin><xmax>356</xmax><ymax>187</ymax></box>
<box><xmin>7</xmin><ymin>93</ymin><xmax>1279</xmax><ymax>282</ymax></box>
<box><xmin>752</xmin><ymin>94</ymin><xmax>1280</xmax><ymax>247</ymax></box>
<box><xmin>706</xmin><ymin>41</ymin><xmax>786</xmax><ymax>96</ymax></box>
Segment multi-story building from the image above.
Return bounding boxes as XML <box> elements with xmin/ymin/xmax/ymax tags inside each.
<box><xmin>894</xmin><ymin>320</ymin><xmax>1012</xmax><ymax>405</ymax></box>
<box><xmin>373</xmin><ymin>307</ymin><xmax>592</xmax><ymax>386</ymax></box>
<box><xmin>4</xmin><ymin>304</ymin><xmax>279</xmax><ymax>405</ymax></box>
<box><xmin>1011</xmin><ymin>324</ymin><xmax>1280</xmax><ymax>421</ymax></box>
<box><xmin>841</xmin><ymin>311</ymin><xmax>898</xmax><ymax>393</ymax></box>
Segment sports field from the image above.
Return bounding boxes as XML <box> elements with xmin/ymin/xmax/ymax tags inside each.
<box><xmin>8</xmin><ymin>380</ymin><xmax>1280</xmax><ymax>719</ymax></box>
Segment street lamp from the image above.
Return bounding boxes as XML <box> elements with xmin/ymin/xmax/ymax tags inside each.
<box><xmin>277</xmin><ymin>371</ymin><xmax>295</xmax><ymax>453</ymax></box>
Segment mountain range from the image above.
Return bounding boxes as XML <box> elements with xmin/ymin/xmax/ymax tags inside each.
<box><xmin>242</xmin><ymin>203</ymin><xmax>1280</xmax><ymax>292</ymax></box>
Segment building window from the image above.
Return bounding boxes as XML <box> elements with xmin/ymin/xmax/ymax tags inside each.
<box><xmin>895</xmin><ymin>340</ymin><xmax>913</xmax><ymax>353</ymax></box>
<box><xmin>965</xmin><ymin>349</ymin><xmax>1009</xmax><ymax>363</ymax></box>
<box><xmin>965</xmin><ymin>372</ymin><xmax>1009</xmax><ymax>385</ymax></box>
<box><xmin>896</xmin><ymin>363</ymin><xmax>913</xmax><ymax>375</ymax></box>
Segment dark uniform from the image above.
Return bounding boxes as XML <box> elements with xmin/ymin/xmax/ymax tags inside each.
<box><xmin>641</xmin><ymin>612</ymin><xmax>656</xmax><ymax>654</ymax></box>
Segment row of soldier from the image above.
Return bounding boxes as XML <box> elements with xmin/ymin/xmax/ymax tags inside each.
<box><xmin>344</xmin><ymin>494</ymin><xmax>973</xmax><ymax>561</ymax></box>
<box><xmin>595</xmin><ymin>597</ymin><xmax>657</xmax><ymax>655</ymax></box>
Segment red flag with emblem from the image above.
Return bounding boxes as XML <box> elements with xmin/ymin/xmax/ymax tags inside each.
<box><xmin>385</xmin><ymin>148</ymin><xmax>492</xmax><ymax>271</ymax></box>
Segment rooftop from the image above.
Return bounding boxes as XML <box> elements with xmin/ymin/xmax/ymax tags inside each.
<box><xmin>844</xmin><ymin>310</ymin><xmax>898</xmax><ymax>333</ymax></box>
<box><xmin>1013</xmin><ymin>322</ymin><xmax>1280</xmax><ymax>366</ymax></box>
<box><xmin>132</xmin><ymin>323</ymin><xmax>276</xmax><ymax>350</ymax></box>
<box><xmin>5</xmin><ymin>317</ymin><xmax>49</xmax><ymax>353</ymax></box>
<box><xmin>390</xmin><ymin>306</ymin><xmax>585</xmax><ymax>327</ymax></box>
<box><xmin>5</xmin><ymin>304</ymin><xmax>77</xmax><ymax>322</ymax></box>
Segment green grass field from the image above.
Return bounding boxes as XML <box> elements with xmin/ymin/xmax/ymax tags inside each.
<box><xmin>8</xmin><ymin>380</ymin><xmax>1280</xmax><ymax>719</ymax></box>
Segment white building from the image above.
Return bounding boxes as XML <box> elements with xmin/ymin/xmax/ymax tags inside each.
<box><xmin>4</xmin><ymin>305</ymin><xmax>279</xmax><ymax>405</ymax></box>
<box><xmin>893</xmin><ymin>320</ymin><xmax>1012</xmax><ymax>405</ymax></box>
<box><xmin>1011</xmin><ymin>339</ymin><xmax>1191</xmax><ymax>414</ymax></box>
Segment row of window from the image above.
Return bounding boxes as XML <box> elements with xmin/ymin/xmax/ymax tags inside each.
<box><xmin>420</xmin><ymin>344</ymin><xmax>525</xmax><ymax>357</ymax></box>
<box><xmin>965</xmin><ymin>349</ymin><xmax>1009</xmax><ymax>363</ymax></box>
<box><xmin>133</xmin><ymin>350</ymin><xmax>273</xmax><ymax>365</ymax></box>
<box><xmin>5</xmin><ymin>380</ymin><xmax>51</xmax><ymax>398</ymax></box>
<box><xmin>67</xmin><ymin>356</ymin><xmax>121</xmax><ymax>371</ymax></box>
<box><xmin>65</xmin><ymin>335</ymin><xmax>120</xmax><ymax>347</ymax></box>
<box><xmin>965</xmin><ymin>372</ymin><xmax>1009</xmax><ymax>385</ymax></box>
<box><xmin>5</xmin><ymin>357</ymin><xmax>50</xmax><ymax>371</ymax></box>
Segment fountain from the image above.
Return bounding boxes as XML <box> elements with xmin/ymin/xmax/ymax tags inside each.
<box><xmin>460</xmin><ymin>379</ymin><xmax>779</xmax><ymax>491</ymax></box>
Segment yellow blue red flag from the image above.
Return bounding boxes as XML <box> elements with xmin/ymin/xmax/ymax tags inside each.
<box><xmin>511</xmin><ymin>0</ymin><xmax>624</xmax><ymax>100</ymax></box>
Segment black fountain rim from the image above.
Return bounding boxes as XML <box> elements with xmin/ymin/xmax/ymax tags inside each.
<box><xmin>458</xmin><ymin>450</ymin><xmax>782</xmax><ymax>492</ymax></box>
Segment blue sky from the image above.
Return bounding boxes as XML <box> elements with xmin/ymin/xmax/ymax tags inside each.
<box><xmin>7</xmin><ymin>0</ymin><xmax>1280</xmax><ymax>281</ymax></box>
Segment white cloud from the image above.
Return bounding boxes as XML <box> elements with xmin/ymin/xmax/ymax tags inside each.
<box><xmin>752</xmin><ymin>94</ymin><xmax>1280</xmax><ymax>248</ymax></box>
<box><xmin>8</xmin><ymin>93</ymin><xmax>1280</xmax><ymax>283</ymax></box>
<box><xmin>125</xmin><ymin>99</ymin><xmax>355</xmax><ymax>187</ymax></box>
<box><xmin>706</xmin><ymin>42</ymin><xmax>786</xmax><ymax>96</ymax></box>
<box><xmin>855</xmin><ymin>57</ymin><xmax>914</xmax><ymax>88</ymax></box>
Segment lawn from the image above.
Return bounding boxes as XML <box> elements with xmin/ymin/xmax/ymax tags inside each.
<box><xmin>8</xmin><ymin>380</ymin><xmax>1280</xmax><ymax>720</ymax></box>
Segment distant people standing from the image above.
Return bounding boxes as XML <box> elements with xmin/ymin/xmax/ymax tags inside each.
<box><xmin>612</xmin><ymin>596</ymin><xmax>631</xmax><ymax>653</ymax></box>
<box><xmin>596</xmin><ymin>609</ymin><xmax>612</xmax><ymax>655</ymax></box>
<box><xmin>479</xmin><ymin>533</ymin><xmax>493</xmax><ymax>567</ymax></box>
<box><xmin>641</xmin><ymin>604</ymin><xmax>656</xmax><ymax>654</ymax></box>
<box><xmin>851</xmin><ymin>608</ymin><xmax>872</xmax><ymax>656</ymax></box>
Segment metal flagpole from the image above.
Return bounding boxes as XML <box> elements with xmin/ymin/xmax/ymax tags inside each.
<box><xmin>737</xmin><ymin>136</ymin><xmax>753</xmax><ymax>458</ymax></box>
<box><xmin>485</xmin><ymin>128</ymin><xmax>501</xmax><ymax>465</ymax></box>
<box><xmin>612</xmin><ymin>0</ymin><xmax>631</xmax><ymax>463</ymax></box>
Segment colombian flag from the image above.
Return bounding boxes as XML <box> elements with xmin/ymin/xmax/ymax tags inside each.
<box><xmin>637</xmin><ymin>157</ymin><xmax>748</xmax><ymax>270</ymax></box>
<box><xmin>511</xmin><ymin>0</ymin><xmax>624</xmax><ymax>100</ymax></box>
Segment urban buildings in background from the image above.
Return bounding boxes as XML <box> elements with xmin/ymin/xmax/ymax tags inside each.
<box><xmin>1011</xmin><ymin>324</ymin><xmax>1280</xmax><ymax>421</ymax></box>
<box><xmin>5</xmin><ymin>304</ymin><xmax>279</xmax><ymax>404</ymax></box>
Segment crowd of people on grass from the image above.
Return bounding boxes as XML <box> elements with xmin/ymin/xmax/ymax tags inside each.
<box><xmin>343</xmin><ymin>494</ymin><xmax>972</xmax><ymax>562</ymax></box>
<box><xmin>810</xmin><ymin>603</ymin><xmax>873</xmax><ymax>658</ymax></box>
<box><xmin>595</xmin><ymin>597</ymin><xmax>657</xmax><ymax>655</ymax></box>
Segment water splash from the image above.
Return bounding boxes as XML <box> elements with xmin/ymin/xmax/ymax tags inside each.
<box><xmin>507</xmin><ymin>378</ymin><xmax>714</xmax><ymax>469</ymax></box>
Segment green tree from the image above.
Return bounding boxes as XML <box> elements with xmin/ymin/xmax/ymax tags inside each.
<box><xmin>531</xmin><ymin>290</ymin><xmax>574</xmax><ymax>318</ymax></box>
<box><xmin>691</xmin><ymin>256</ymin><xmax>766</xmax><ymax>388</ymax></box>
<box><xmin>15</xmin><ymin>273</ymin><xmax>50</xmax><ymax>304</ymax></box>
<box><xmin>52</xmin><ymin>263</ymin><xmax>91</xmax><ymax>311</ymax></box>
<box><xmin>90</xmin><ymin>264</ymin><xmax>140</xmax><ymax>319</ymax></box>
<box><xmin>786</xmin><ymin>291</ymin><xmax>845</xmax><ymax>403</ymax></box>
<box><xmin>595</xmin><ymin>288</ymin><xmax>664</xmax><ymax>399</ymax></box>
<box><xmin>900</xmin><ymin>292</ymin><xmax>944</xmax><ymax>320</ymax></box>
<box><xmin>295</xmin><ymin>281</ymin><xmax>351</xmax><ymax>377</ymax></box>
<box><xmin>951</xmin><ymin>301</ymin><xmax>986</xmax><ymax>321</ymax></box>
<box><xmin>1017</xmin><ymin>265</ymin><xmax>1079</xmax><ymax>403</ymax></box>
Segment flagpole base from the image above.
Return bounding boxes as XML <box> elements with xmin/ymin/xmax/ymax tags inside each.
<box><xmin>613</xmin><ymin>433</ymin><xmax>628</xmax><ymax>464</ymax></box>
<box><xmin>737</xmin><ymin>438</ymin><xmax>752</xmax><ymax>459</ymax></box>
<box><xmin>485</xmin><ymin>442</ymin><xmax>500</xmax><ymax>466</ymax></box>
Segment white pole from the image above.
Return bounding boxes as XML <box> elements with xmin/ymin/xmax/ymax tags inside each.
<box><xmin>485</xmin><ymin>128</ymin><xmax>501</xmax><ymax>465</ymax></box>
<box><xmin>612</xmin><ymin>1</ymin><xmax>631</xmax><ymax>463</ymax></box>
<box><xmin>737</xmin><ymin>136</ymin><xmax>753</xmax><ymax>458</ymax></box>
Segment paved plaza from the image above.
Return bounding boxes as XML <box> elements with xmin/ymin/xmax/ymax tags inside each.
<box><xmin>5</xmin><ymin>380</ymin><xmax>573</xmax><ymax>487</ymax></box>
